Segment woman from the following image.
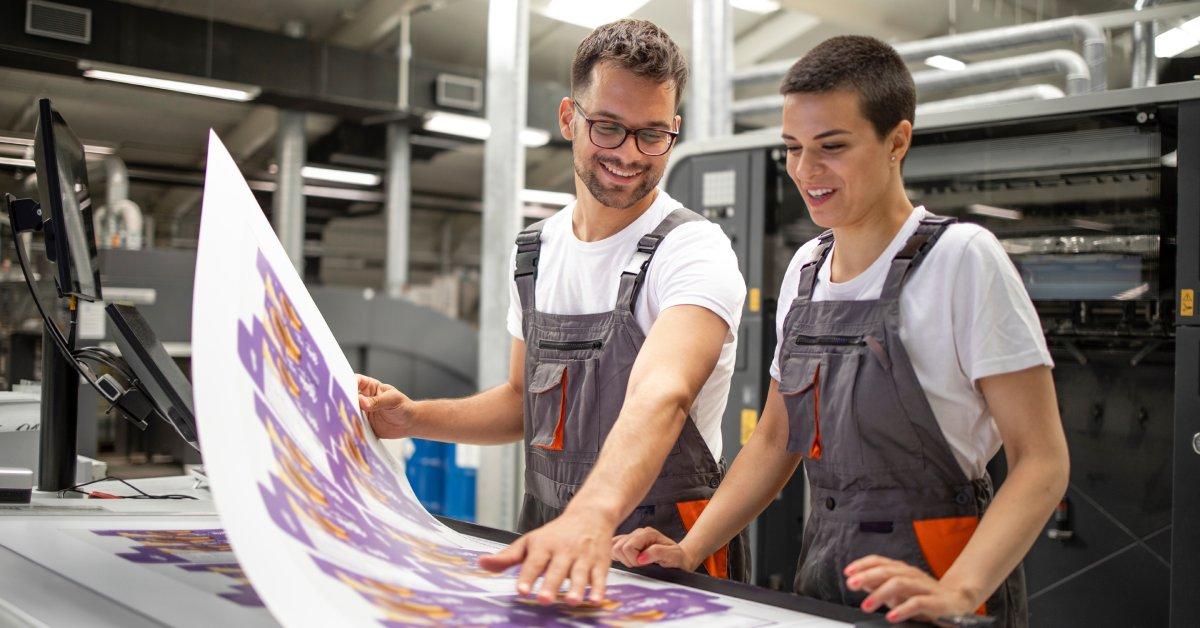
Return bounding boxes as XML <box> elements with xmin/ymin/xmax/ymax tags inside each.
<box><xmin>611</xmin><ymin>36</ymin><xmax>1068</xmax><ymax>627</ymax></box>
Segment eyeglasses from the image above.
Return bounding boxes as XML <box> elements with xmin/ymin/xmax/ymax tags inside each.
<box><xmin>572</xmin><ymin>101</ymin><xmax>679</xmax><ymax>157</ymax></box>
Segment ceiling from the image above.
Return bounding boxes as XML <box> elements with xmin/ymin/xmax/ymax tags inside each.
<box><xmin>0</xmin><ymin>0</ymin><xmax>1190</xmax><ymax>252</ymax></box>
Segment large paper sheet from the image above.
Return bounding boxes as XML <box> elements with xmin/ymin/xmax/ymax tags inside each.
<box><xmin>0</xmin><ymin>518</ymin><xmax>272</xmax><ymax>627</ymax></box>
<box><xmin>192</xmin><ymin>132</ymin><xmax>846</xmax><ymax>627</ymax></box>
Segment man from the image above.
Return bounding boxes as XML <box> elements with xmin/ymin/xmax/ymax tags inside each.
<box><xmin>357</xmin><ymin>19</ymin><xmax>749</xmax><ymax>605</ymax></box>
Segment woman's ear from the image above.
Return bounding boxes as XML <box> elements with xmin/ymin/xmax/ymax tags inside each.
<box><xmin>889</xmin><ymin>119</ymin><xmax>913</xmax><ymax>164</ymax></box>
<box><xmin>559</xmin><ymin>97</ymin><xmax>575</xmax><ymax>141</ymax></box>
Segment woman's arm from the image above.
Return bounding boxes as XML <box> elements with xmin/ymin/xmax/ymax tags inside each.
<box><xmin>847</xmin><ymin>365</ymin><xmax>1069</xmax><ymax>623</ymax></box>
<box><xmin>611</xmin><ymin>379</ymin><xmax>803</xmax><ymax>570</ymax></box>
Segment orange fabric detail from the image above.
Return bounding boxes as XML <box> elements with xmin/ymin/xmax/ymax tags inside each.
<box><xmin>534</xmin><ymin>369</ymin><xmax>567</xmax><ymax>451</ymax></box>
<box><xmin>675</xmin><ymin>499</ymin><xmax>729</xmax><ymax>579</ymax></box>
<box><xmin>912</xmin><ymin>515</ymin><xmax>986</xmax><ymax>616</ymax></box>
<box><xmin>808</xmin><ymin>364</ymin><xmax>822</xmax><ymax>460</ymax></box>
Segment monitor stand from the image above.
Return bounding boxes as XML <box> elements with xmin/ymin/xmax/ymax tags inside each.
<box><xmin>37</xmin><ymin>305</ymin><xmax>79</xmax><ymax>493</ymax></box>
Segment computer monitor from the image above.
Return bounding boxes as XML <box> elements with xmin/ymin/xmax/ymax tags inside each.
<box><xmin>33</xmin><ymin>98</ymin><xmax>102</xmax><ymax>301</ymax></box>
<box><xmin>106</xmin><ymin>304</ymin><xmax>199</xmax><ymax>450</ymax></box>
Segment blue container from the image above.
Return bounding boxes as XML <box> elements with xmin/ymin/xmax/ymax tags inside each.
<box><xmin>405</xmin><ymin>439</ymin><xmax>446</xmax><ymax>515</ymax></box>
<box><xmin>442</xmin><ymin>444</ymin><xmax>477</xmax><ymax>521</ymax></box>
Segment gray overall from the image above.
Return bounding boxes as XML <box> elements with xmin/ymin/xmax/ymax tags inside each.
<box><xmin>777</xmin><ymin>216</ymin><xmax>1027</xmax><ymax>626</ymax></box>
<box><xmin>513</xmin><ymin>207</ymin><xmax>750</xmax><ymax>582</ymax></box>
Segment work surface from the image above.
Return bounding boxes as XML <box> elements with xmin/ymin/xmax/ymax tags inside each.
<box><xmin>0</xmin><ymin>476</ymin><xmax>882</xmax><ymax>627</ymax></box>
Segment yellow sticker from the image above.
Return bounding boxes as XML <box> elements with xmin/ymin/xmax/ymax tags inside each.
<box><xmin>748</xmin><ymin>288</ymin><xmax>761</xmax><ymax>313</ymax></box>
<box><xmin>740</xmin><ymin>409</ymin><xmax>758</xmax><ymax>445</ymax></box>
<box><xmin>1183</xmin><ymin>289</ymin><xmax>1195</xmax><ymax>317</ymax></box>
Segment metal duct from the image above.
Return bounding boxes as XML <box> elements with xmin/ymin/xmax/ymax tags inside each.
<box><xmin>915</xmin><ymin>84</ymin><xmax>1065</xmax><ymax>117</ymax></box>
<box><xmin>104</xmin><ymin>154</ymin><xmax>128</xmax><ymax>211</ymax></box>
<box><xmin>912</xmin><ymin>50</ymin><xmax>1093</xmax><ymax>96</ymax></box>
<box><xmin>95</xmin><ymin>155</ymin><xmax>144</xmax><ymax>249</ymax></box>
<box><xmin>734</xmin><ymin>16</ymin><xmax>1108</xmax><ymax>91</ymax></box>
<box><xmin>732</xmin><ymin>51</ymin><xmax>1089</xmax><ymax>118</ymax></box>
<box><xmin>1132</xmin><ymin>0</ymin><xmax>1159</xmax><ymax>89</ymax></box>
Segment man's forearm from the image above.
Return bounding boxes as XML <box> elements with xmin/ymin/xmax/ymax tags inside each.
<box><xmin>407</xmin><ymin>382</ymin><xmax>525</xmax><ymax>445</ymax></box>
<box><xmin>563</xmin><ymin>387</ymin><xmax>688</xmax><ymax>526</ymax></box>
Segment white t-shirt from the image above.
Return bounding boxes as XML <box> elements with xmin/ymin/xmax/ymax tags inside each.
<box><xmin>507</xmin><ymin>190</ymin><xmax>746</xmax><ymax>461</ymax></box>
<box><xmin>770</xmin><ymin>206</ymin><xmax>1053</xmax><ymax>478</ymax></box>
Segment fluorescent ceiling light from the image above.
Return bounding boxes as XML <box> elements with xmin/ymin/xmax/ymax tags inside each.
<box><xmin>925</xmin><ymin>55</ymin><xmax>967</xmax><ymax>71</ymax></box>
<box><xmin>425</xmin><ymin>111</ymin><xmax>491</xmax><ymax>140</ymax></box>
<box><xmin>1155</xmin><ymin>16</ymin><xmax>1200</xmax><ymax>58</ymax></box>
<box><xmin>301</xmin><ymin>165</ymin><xmax>381</xmax><ymax>187</ymax></box>
<box><xmin>520</xmin><ymin>189</ymin><xmax>575</xmax><ymax>206</ymax></box>
<box><xmin>543</xmin><ymin>0</ymin><xmax>650</xmax><ymax>28</ymax></box>
<box><xmin>520</xmin><ymin>128</ymin><xmax>552</xmax><ymax>148</ymax></box>
<box><xmin>78</xmin><ymin>61</ymin><xmax>260</xmax><ymax>102</ymax></box>
<box><xmin>968</xmin><ymin>204</ymin><xmax>1023</xmax><ymax>220</ymax></box>
<box><xmin>731</xmin><ymin>0</ymin><xmax>781</xmax><ymax>13</ymax></box>
<box><xmin>0</xmin><ymin>156</ymin><xmax>35</xmax><ymax>168</ymax></box>
<box><xmin>424</xmin><ymin>111</ymin><xmax>551</xmax><ymax>147</ymax></box>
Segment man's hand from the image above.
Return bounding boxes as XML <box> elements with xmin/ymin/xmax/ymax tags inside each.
<box><xmin>477</xmin><ymin>509</ymin><xmax>615</xmax><ymax>606</ymax></box>
<box><xmin>611</xmin><ymin>527</ymin><xmax>699</xmax><ymax>571</ymax></box>
<box><xmin>356</xmin><ymin>374</ymin><xmax>417</xmax><ymax>439</ymax></box>
<box><xmin>845</xmin><ymin>555</ymin><xmax>979</xmax><ymax>624</ymax></box>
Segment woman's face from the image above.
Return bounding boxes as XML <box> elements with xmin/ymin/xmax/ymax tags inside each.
<box><xmin>780</xmin><ymin>89</ymin><xmax>909</xmax><ymax>229</ymax></box>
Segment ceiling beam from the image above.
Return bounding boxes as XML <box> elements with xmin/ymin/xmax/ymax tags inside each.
<box><xmin>734</xmin><ymin>10</ymin><xmax>821</xmax><ymax>67</ymax></box>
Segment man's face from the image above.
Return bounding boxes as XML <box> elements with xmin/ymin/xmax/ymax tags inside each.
<box><xmin>780</xmin><ymin>89</ymin><xmax>908</xmax><ymax>229</ymax></box>
<box><xmin>561</xmin><ymin>62</ymin><xmax>680</xmax><ymax>210</ymax></box>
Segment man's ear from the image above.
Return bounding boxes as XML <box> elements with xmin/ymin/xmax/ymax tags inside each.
<box><xmin>559</xmin><ymin>97</ymin><xmax>575</xmax><ymax>141</ymax></box>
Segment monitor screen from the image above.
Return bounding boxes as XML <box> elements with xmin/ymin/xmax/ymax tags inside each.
<box><xmin>106</xmin><ymin>303</ymin><xmax>198</xmax><ymax>450</ymax></box>
<box><xmin>33</xmin><ymin>98</ymin><xmax>102</xmax><ymax>301</ymax></box>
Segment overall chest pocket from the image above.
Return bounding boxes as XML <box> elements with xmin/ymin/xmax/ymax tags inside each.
<box><xmin>527</xmin><ymin>359</ymin><xmax>600</xmax><ymax>454</ymax></box>
<box><xmin>779</xmin><ymin>348</ymin><xmax>859</xmax><ymax>470</ymax></box>
<box><xmin>779</xmin><ymin>333</ymin><xmax>925</xmax><ymax>474</ymax></box>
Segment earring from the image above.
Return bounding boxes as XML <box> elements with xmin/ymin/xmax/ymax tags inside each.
<box><xmin>890</xmin><ymin>156</ymin><xmax>896</xmax><ymax>162</ymax></box>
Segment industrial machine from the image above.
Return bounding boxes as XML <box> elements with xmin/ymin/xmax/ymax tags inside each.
<box><xmin>665</xmin><ymin>81</ymin><xmax>1200</xmax><ymax>627</ymax></box>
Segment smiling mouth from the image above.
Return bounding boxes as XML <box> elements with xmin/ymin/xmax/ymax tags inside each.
<box><xmin>805</xmin><ymin>187</ymin><xmax>837</xmax><ymax>206</ymax></box>
<box><xmin>600</xmin><ymin>160</ymin><xmax>644</xmax><ymax>182</ymax></box>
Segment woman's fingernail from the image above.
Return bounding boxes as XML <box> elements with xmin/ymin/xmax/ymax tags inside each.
<box><xmin>862</xmin><ymin>599</ymin><xmax>877</xmax><ymax>612</ymax></box>
<box><xmin>636</xmin><ymin>552</ymin><xmax>648</xmax><ymax>564</ymax></box>
<box><xmin>847</xmin><ymin>577</ymin><xmax>860</xmax><ymax>588</ymax></box>
<box><xmin>886</xmin><ymin>611</ymin><xmax>899</xmax><ymax>622</ymax></box>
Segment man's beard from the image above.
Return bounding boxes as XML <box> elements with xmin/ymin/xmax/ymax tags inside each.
<box><xmin>574</xmin><ymin>153</ymin><xmax>662</xmax><ymax>210</ymax></box>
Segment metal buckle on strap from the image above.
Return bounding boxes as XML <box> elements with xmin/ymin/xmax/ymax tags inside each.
<box><xmin>637</xmin><ymin>233</ymin><xmax>663</xmax><ymax>253</ymax></box>
<box><xmin>894</xmin><ymin>238</ymin><xmax>931</xmax><ymax>261</ymax></box>
<box><xmin>514</xmin><ymin>250</ymin><xmax>539</xmax><ymax>278</ymax></box>
<box><xmin>621</xmin><ymin>250</ymin><xmax>653</xmax><ymax>277</ymax></box>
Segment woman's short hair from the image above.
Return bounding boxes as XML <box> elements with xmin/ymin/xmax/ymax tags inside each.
<box><xmin>780</xmin><ymin>35</ymin><xmax>916</xmax><ymax>139</ymax></box>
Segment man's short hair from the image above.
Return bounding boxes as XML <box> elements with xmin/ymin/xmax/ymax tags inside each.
<box><xmin>779</xmin><ymin>35</ymin><xmax>916</xmax><ymax>138</ymax></box>
<box><xmin>571</xmin><ymin>19</ymin><xmax>688</xmax><ymax>109</ymax></box>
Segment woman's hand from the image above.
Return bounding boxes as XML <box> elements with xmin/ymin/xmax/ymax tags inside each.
<box><xmin>845</xmin><ymin>555</ymin><xmax>980</xmax><ymax>624</ymax></box>
<box><xmin>610</xmin><ymin>527</ymin><xmax>700</xmax><ymax>571</ymax></box>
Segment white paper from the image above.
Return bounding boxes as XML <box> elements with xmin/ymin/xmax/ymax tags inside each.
<box><xmin>192</xmin><ymin>131</ymin><xmax>846</xmax><ymax>627</ymax></box>
<box><xmin>0</xmin><ymin>517</ymin><xmax>272</xmax><ymax>628</ymax></box>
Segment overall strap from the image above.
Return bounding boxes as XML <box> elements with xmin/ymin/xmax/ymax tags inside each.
<box><xmin>879</xmin><ymin>215</ymin><xmax>957</xmax><ymax>300</ymax></box>
<box><xmin>513</xmin><ymin>219</ymin><xmax>547</xmax><ymax>311</ymax></box>
<box><xmin>615</xmin><ymin>207</ymin><xmax>707</xmax><ymax>312</ymax></box>
<box><xmin>795</xmin><ymin>230</ymin><xmax>835</xmax><ymax>302</ymax></box>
